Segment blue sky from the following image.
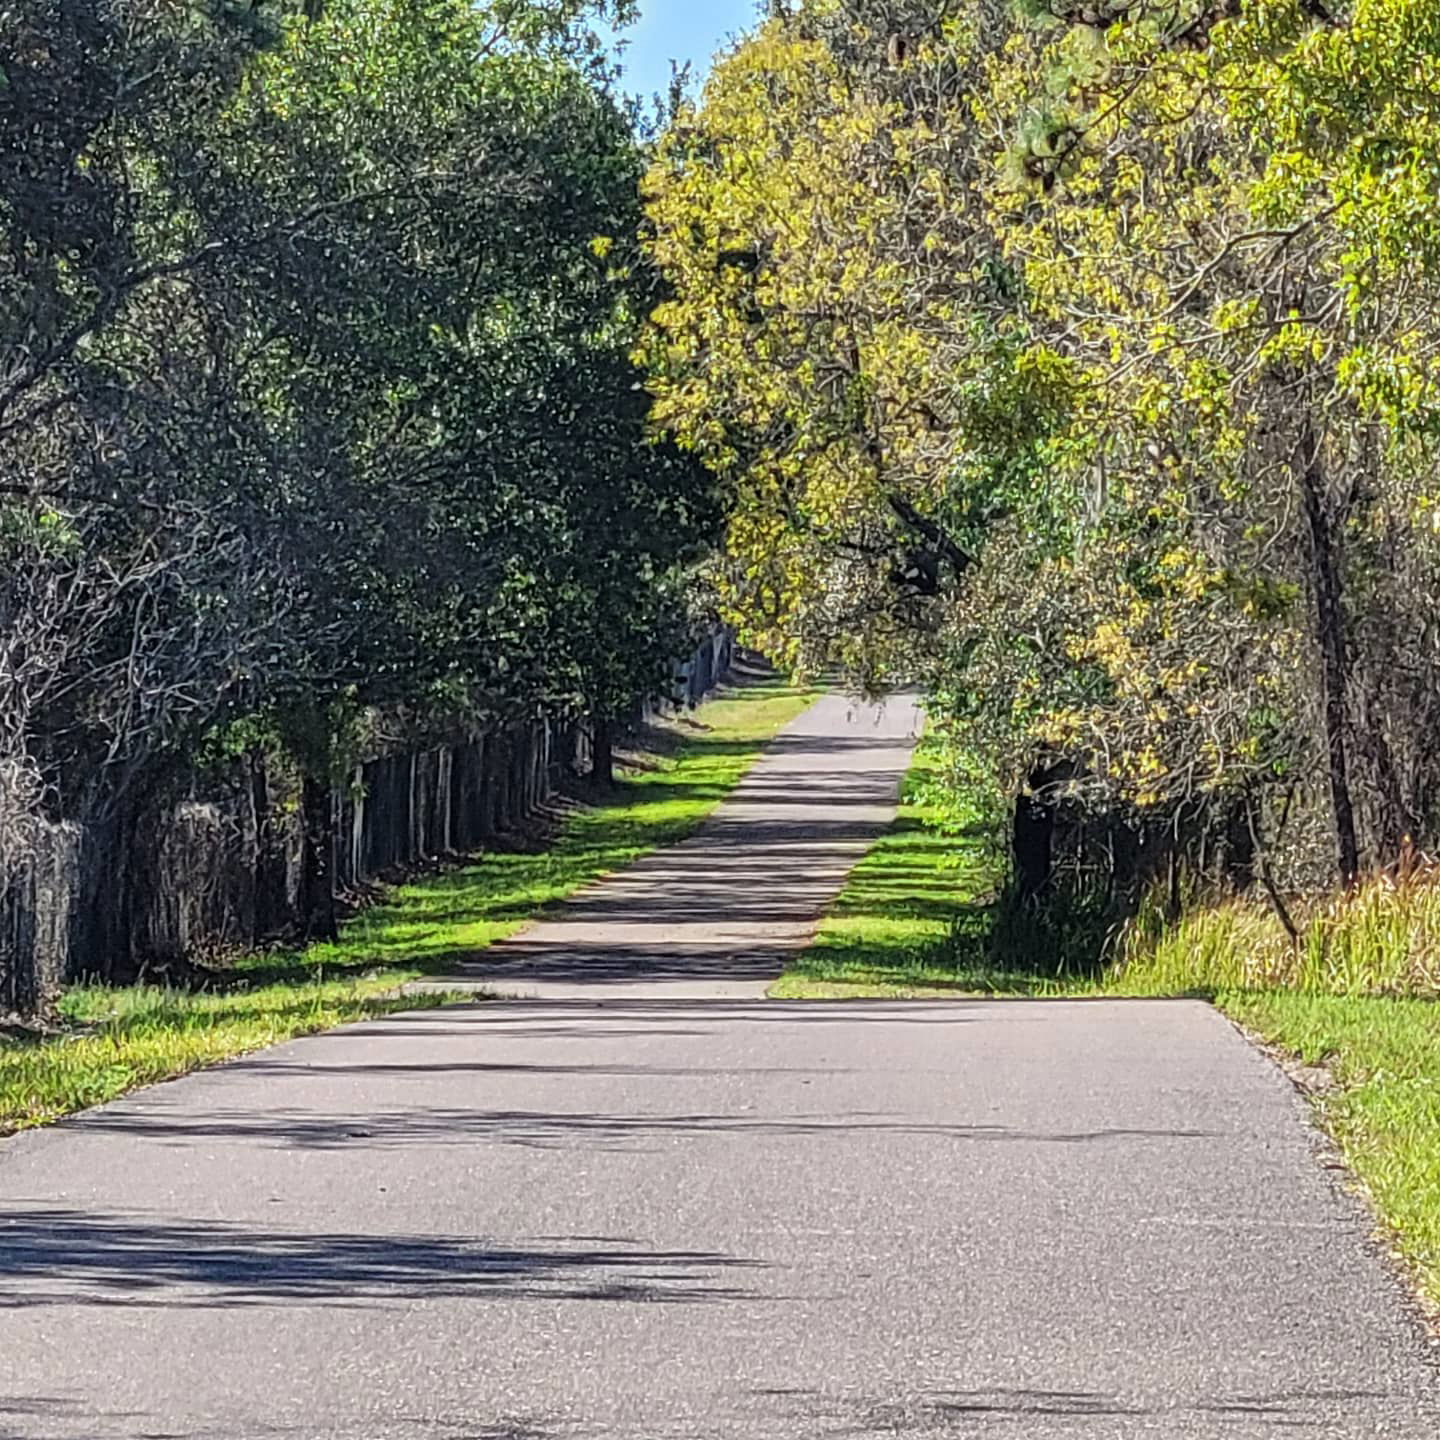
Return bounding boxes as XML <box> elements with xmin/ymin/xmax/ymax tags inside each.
<box><xmin>604</xmin><ymin>2</ymin><xmax>762</xmax><ymax>105</ymax></box>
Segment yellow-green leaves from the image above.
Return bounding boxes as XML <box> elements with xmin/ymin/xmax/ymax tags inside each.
<box><xmin>642</xmin><ymin>0</ymin><xmax>1440</xmax><ymax>868</ymax></box>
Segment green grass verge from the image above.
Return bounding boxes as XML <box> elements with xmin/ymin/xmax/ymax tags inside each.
<box><xmin>1</xmin><ymin>980</ymin><xmax>453</xmax><ymax>1136</ymax></box>
<box><xmin>770</xmin><ymin>739</ymin><xmax>1000</xmax><ymax>999</ymax></box>
<box><xmin>1</xmin><ymin>675</ymin><xmax>819</xmax><ymax>1135</ymax></box>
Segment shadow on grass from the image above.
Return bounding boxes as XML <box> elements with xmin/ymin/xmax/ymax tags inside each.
<box><xmin>784</xmin><ymin>799</ymin><xmax>1114</xmax><ymax>995</ymax></box>
<box><xmin>794</xmin><ymin>903</ymin><xmax>1118</xmax><ymax>994</ymax></box>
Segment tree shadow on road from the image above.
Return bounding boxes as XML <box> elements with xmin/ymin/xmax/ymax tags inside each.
<box><xmin>0</xmin><ymin>1209</ymin><xmax>764</xmax><ymax>1311</ymax></box>
<box><xmin>788</xmin><ymin>1384</ymin><xmax>1427</xmax><ymax>1433</ymax></box>
<box><xmin>57</xmin><ymin>1098</ymin><xmax>1218</xmax><ymax>1153</ymax></box>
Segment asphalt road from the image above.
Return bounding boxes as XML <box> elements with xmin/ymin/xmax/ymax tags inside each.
<box><xmin>411</xmin><ymin>691</ymin><xmax>924</xmax><ymax>1000</ymax></box>
<box><xmin>3</xmin><ymin>696</ymin><xmax>1437</xmax><ymax>1438</ymax></box>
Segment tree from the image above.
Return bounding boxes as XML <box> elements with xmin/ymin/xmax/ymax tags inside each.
<box><xmin>1</xmin><ymin>0</ymin><xmax>718</xmax><ymax>963</ymax></box>
<box><xmin>642</xmin><ymin>0</ymin><xmax>1440</xmax><ymax>913</ymax></box>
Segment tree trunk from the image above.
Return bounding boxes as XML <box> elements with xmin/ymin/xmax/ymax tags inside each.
<box><xmin>1359</xmin><ymin>678</ymin><xmax>1407</xmax><ymax>869</ymax></box>
<box><xmin>299</xmin><ymin>774</ymin><xmax>337</xmax><ymax>941</ymax></box>
<box><xmin>507</xmin><ymin>729</ymin><xmax>524</xmax><ymax>821</ymax></box>
<box><xmin>1298</xmin><ymin>424</ymin><xmax>1360</xmax><ymax>888</ymax></box>
<box><xmin>250</xmin><ymin>753</ymin><xmax>290</xmax><ymax>940</ymax></box>
<box><xmin>492</xmin><ymin>733</ymin><xmax>512</xmax><ymax>831</ymax></box>
<box><xmin>101</xmin><ymin>799</ymin><xmax>141</xmax><ymax>983</ymax></box>
<box><xmin>1108</xmin><ymin>817</ymin><xmax>1142</xmax><ymax>903</ymax></box>
<box><xmin>1247</xmin><ymin>795</ymin><xmax>1301</xmax><ymax>945</ymax></box>
<box><xmin>1013</xmin><ymin>788</ymin><xmax>1053</xmax><ymax>899</ymax></box>
<box><xmin>478</xmin><ymin>736</ymin><xmax>498</xmax><ymax>839</ymax></box>
<box><xmin>591</xmin><ymin>716</ymin><xmax>615</xmax><ymax>788</ymax></box>
<box><xmin>1223</xmin><ymin>796</ymin><xmax>1256</xmax><ymax>893</ymax></box>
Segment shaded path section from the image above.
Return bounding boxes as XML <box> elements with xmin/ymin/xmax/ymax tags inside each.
<box><xmin>1</xmin><ymin>998</ymin><xmax>1436</xmax><ymax>1438</ymax></box>
<box><xmin>411</xmin><ymin>691</ymin><xmax>922</xmax><ymax>999</ymax></box>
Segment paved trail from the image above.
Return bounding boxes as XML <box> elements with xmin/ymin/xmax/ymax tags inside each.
<box><xmin>3</xmin><ymin>694</ymin><xmax>1438</xmax><ymax>1439</ymax></box>
<box><xmin>412</xmin><ymin>691</ymin><xmax>924</xmax><ymax>1000</ymax></box>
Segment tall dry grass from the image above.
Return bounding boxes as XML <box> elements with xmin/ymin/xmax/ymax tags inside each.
<box><xmin>1116</xmin><ymin>867</ymin><xmax>1440</xmax><ymax>997</ymax></box>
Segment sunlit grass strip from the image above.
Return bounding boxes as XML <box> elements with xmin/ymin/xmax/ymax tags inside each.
<box><xmin>0</xmin><ymin>981</ymin><xmax>451</xmax><ymax>1135</ymax></box>
<box><xmin>1</xmin><ymin>677</ymin><xmax>820</xmax><ymax>1135</ymax></box>
<box><xmin>771</xmin><ymin>740</ymin><xmax>996</xmax><ymax>998</ymax></box>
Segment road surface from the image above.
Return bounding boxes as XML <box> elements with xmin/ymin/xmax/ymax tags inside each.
<box><xmin>2</xmin><ymin>692</ymin><xmax>1436</xmax><ymax>1438</ymax></box>
<box><xmin>410</xmin><ymin>691</ymin><xmax>923</xmax><ymax>1000</ymax></box>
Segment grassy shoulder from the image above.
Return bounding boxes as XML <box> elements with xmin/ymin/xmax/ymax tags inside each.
<box><xmin>770</xmin><ymin>740</ymin><xmax>1000</xmax><ymax>999</ymax></box>
<box><xmin>1</xmin><ymin>675</ymin><xmax>819</xmax><ymax>1136</ymax></box>
<box><xmin>1</xmin><ymin>979</ymin><xmax>453</xmax><ymax>1136</ymax></box>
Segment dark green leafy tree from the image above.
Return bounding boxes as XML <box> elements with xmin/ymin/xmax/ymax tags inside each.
<box><xmin>0</xmin><ymin>0</ymin><xmax>716</xmax><ymax>949</ymax></box>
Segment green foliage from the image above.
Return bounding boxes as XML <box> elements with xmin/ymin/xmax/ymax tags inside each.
<box><xmin>641</xmin><ymin>0</ymin><xmax>1440</xmax><ymax>890</ymax></box>
<box><xmin>0</xmin><ymin>0</ymin><xmax>718</xmax><ymax>852</ymax></box>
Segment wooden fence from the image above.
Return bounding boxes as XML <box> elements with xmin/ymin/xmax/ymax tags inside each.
<box><xmin>0</xmin><ymin>631</ymin><xmax>734</xmax><ymax>1016</ymax></box>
